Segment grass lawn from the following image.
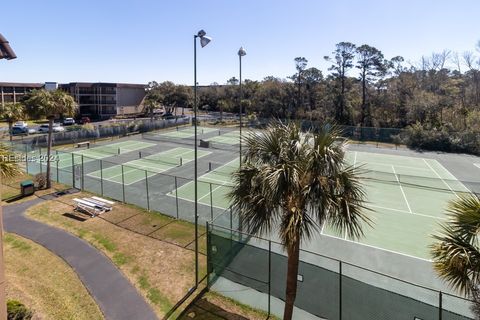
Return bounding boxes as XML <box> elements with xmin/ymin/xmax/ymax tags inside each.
<box><xmin>4</xmin><ymin>233</ymin><xmax>103</xmax><ymax>319</ymax></box>
<box><xmin>23</xmin><ymin>192</ymin><xmax>269</xmax><ymax>319</ymax></box>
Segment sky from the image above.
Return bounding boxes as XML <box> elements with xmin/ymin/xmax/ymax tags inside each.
<box><xmin>1</xmin><ymin>0</ymin><xmax>479</xmax><ymax>85</ymax></box>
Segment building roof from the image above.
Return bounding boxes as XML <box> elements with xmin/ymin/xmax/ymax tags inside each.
<box><xmin>0</xmin><ymin>82</ymin><xmax>44</xmax><ymax>88</ymax></box>
<box><xmin>63</xmin><ymin>82</ymin><xmax>146</xmax><ymax>89</ymax></box>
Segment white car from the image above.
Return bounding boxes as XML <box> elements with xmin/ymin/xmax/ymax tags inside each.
<box><xmin>37</xmin><ymin>123</ymin><xmax>65</xmax><ymax>133</ymax></box>
<box><xmin>63</xmin><ymin>117</ymin><xmax>75</xmax><ymax>125</ymax></box>
<box><xmin>13</xmin><ymin>121</ymin><xmax>28</xmax><ymax>128</ymax></box>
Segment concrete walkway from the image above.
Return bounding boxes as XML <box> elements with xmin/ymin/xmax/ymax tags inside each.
<box><xmin>3</xmin><ymin>198</ymin><xmax>158</xmax><ymax>320</ymax></box>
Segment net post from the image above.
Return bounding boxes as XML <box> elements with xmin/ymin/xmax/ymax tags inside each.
<box><xmin>175</xmin><ymin>176</ymin><xmax>179</xmax><ymax>219</ymax></box>
<box><xmin>209</xmin><ymin>162</ymin><xmax>212</xmax><ymax>171</ymax></box>
<box><xmin>117</xmin><ymin>147</ymin><xmax>121</xmax><ymax>155</ymax></box>
<box><xmin>179</xmin><ymin>157</ymin><xmax>182</xmax><ymax>166</ymax></box>
<box><xmin>268</xmin><ymin>240</ymin><xmax>272</xmax><ymax>317</ymax></box>
<box><xmin>145</xmin><ymin>170</ymin><xmax>150</xmax><ymax>211</ymax></box>
<box><xmin>81</xmin><ymin>154</ymin><xmax>84</xmax><ymax>190</ymax></box>
<box><xmin>100</xmin><ymin>160</ymin><xmax>104</xmax><ymax>196</ymax></box>
<box><xmin>121</xmin><ymin>165</ymin><xmax>126</xmax><ymax>202</ymax></box>
<box><xmin>139</xmin><ymin>151</ymin><xmax>142</xmax><ymax>159</ymax></box>
<box><xmin>209</xmin><ymin>183</ymin><xmax>213</xmax><ymax>220</ymax></box>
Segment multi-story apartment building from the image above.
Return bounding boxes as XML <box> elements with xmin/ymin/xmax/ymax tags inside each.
<box><xmin>0</xmin><ymin>82</ymin><xmax>44</xmax><ymax>105</ymax></box>
<box><xmin>59</xmin><ymin>82</ymin><xmax>146</xmax><ymax>119</ymax></box>
<box><xmin>0</xmin><ymin>81</ymin><xmax>147</xmax><ymax>119</ymax></box>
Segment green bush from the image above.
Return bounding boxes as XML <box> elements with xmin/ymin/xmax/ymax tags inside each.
<box><xmin>404</xmin><ymin>123</ymin><xmax>480</xmax><ymax>155</ymax></box>
<box><xmin>7</xmin><ymin>300</ymin><xmax>33</xmax><ymax>320</ymax></box>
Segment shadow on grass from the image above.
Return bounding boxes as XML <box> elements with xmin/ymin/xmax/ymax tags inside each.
<box><xmin>178</xmin><ymin>294</ymin><xmax>250</xmax><ymax>320</ymax></box>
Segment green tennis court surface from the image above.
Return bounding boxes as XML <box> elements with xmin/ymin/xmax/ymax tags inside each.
<box><xmin>322</xmin><ymin>151</ymin><xmax>470</xmax><ymax>259</ymax></box>
<box><xmin>43</xmin><ymin>141</ymin><xmax>156</xmax><ymax>169</ymax></box>
<box><xmin>87</xmin><ymin>147</ymin><xmax>210</xmax><ymax>185</ymax></box>
<box><xmin>157</xmin><ymin>126</ymin><xmax>218</xmax><ymax>138</ymax></box>
<box><xmin>171</xmin><ymin>158</ymin><xmax>238</xmax><ymax>209</ymax></box>
<box><xmin>173</xmin><ymin>150</ymin><xmax>470</xmax><ymax>260</ymax></box>
<box><xmin>205</xmin><ymin>131</ymin><xmax>240</xmax><ymax>145</ymax></box>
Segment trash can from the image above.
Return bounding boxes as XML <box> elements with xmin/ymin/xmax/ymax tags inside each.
<box><xmin>20</xmin><ymin>180</ymin><xmax>35</xmax><ymax>197</ymax></box>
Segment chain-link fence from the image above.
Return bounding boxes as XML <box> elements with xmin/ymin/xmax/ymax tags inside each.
<box><xmin>207</xmin><ymin>219</ymin><xmax>475</xmax><ymax>320</ymax></box>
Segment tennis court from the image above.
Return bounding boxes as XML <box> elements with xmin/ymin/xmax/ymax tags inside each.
<box><xmin>205</xmin><ymin>130</ymin><xmax>240</xmax><ymax>145</ymax></box>
<box><xmin>157</xmin><ymin>126</ymin><xmax>218</xmax><ymax>138</ymax></box>
<box><xmin>87</xmin><ymin>147</ymin><xmax>211</xmax><ymax>185</ymax></box>
<box><xmin>50</xmin><ymin>140</ymin><xmax>155</xmax><ymax>169</ymax></box>
<box><xmin>320</xmin><ymin>151</ymin><xmax>470</xmax><ymax>259</ymax></box>
<box><xmin>171</xmin><ymin>158</ymin><xmax>238</xmax><ymax>209</ymax></box>
<box><xmin>173</xmin><ymin>150</ymin><xmax>470</xmax><ymax>260</ymax></box>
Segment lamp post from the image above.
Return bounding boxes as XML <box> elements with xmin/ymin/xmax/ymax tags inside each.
<box><xmin>238</xmin><ymin>47</ymin><xmax>246</xmax><ymax>164</ymax></box>
<box><xmin>0</xmin><ymin>32</ymin><xmax>16</xmax><ymax>320</ymax></box>
<box><xmin>193</xmin><ymin>29</ymin><xmax>211</xmax><ymax>286</ymax></box>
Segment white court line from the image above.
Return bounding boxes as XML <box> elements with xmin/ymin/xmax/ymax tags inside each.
<box><xmin>320</xmin><ymin>232</ymin><xmax>432</xmax><ymax>262</ymax></box>
<box><xmin>422</xmin><ymin>159</ymin><xmax>460</xmax><ymax>198</ymax></box>
<box><xmin>474</xmin><ymin>163</ymin><xmax>480</xmax><ymax>169</ymax></box>
<box><xmin>368</xmin><ymin>204</ymin><xmax>446</xmax><ymax>220</ymax></box>
<box><xmin>353</xmin><ymin>151</ymin><xmax>358</xmax><ymax>167</ymax></box>
<box><xmin>392</xmin><ymin>165</ymin><xmax>412</xmax><ymax>213</ymax></box>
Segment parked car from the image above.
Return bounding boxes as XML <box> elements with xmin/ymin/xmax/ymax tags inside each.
<box><xmin>63</xmin><ymin>117</ymin><xmax>75</xmax><ymax>126</ymax></box>
<box><xmin>13</xmin><ymin>121</ymin><xmax>28</xmax><ymax>128</ymax></box>
<box><xmin>11</xmin><ymin>126</ymin><xmax>29</xmax><ymax>135</ymax></box>
<box><xmin>37</xmin><ymin>123</ymin><xmax>65</xmax><ymax>133</ymax></box>
<box><xmin>79</xmin><ymin>116</ymin><xmax>91</xmax><ymax>124</ymax></box>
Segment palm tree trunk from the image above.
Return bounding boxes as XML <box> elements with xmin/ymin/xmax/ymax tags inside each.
<box><xmin>46</xmin><ymin>118</ymin><xmax>53</xmax><ymax>189</ymax></box>
<box><xmin>283</xmin><ymin>238</ymin><xmax>300</xmax><ymax>320</ymax></box>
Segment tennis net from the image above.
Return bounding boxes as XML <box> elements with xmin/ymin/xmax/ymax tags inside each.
<box><xmin>138</xmin><ymin>151</ymin><xmax>182</xmax><ymax>167</ymax></box>
<box><xmin>88</xmin><ymin>145</ymin><xmax>121</xmax><ymax>155</ymax></box>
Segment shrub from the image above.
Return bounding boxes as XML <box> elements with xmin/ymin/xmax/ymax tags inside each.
<box><xmin>33</xmin><ymin>173</ymin><xmax>47</xmax><ymax>189</ymax></box>
<box><xmin>7</xmin><ymin>300</ymin><xmax>33</xmax><ymax>320</ymax></box>
<box><xmin>403</xmin><ymin>123</ymin><xmax>480</xmax><ymax>155</ymax></box>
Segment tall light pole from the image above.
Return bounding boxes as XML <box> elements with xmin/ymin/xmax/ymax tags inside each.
<box><xmin>238</xmin><ymin>47</ymin><xmax>246</xmax><ymax>164</ymax></box>
<box><xmin>0</xmin><ymin>33</ymin><xmax>16</xmax><ymax>320</ymax></box>
<box><xmin>193</xmin><ymin>29</ymin><xmax>211</xmax><ymax>286</ymax></box>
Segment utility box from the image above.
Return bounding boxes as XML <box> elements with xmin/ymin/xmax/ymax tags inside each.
<box><xmin>20</xmin><ymin>180</ymin><xmax>34</xmax><ymax>197</ymax></box>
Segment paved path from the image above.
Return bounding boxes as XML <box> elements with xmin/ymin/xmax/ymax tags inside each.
<box><xmin>3</xmin><ymin>198</ymin><xmax>158</xmax><ymax>320</ymax></box>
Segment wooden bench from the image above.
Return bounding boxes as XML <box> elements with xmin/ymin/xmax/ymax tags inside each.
<box><xmin>76</xmin><ymin>141</ymin><xmax>90</xmax><ymax>148</ymax></box>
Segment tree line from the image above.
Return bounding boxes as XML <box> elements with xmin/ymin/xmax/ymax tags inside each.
<box><xmin>146</xmin><ymin>41</ymin><xmax>480</xmax><ymax>132</ymax></box>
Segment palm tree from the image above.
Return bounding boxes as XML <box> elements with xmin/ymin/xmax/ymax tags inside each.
<box><xmin>0</xmin><ymin>102</ymin><xmax>25</xmax><ymax>141</ymax></box>
<box><xmin>0</xmin><ymin>142</ymin><xmax>22</xmax><ymax>318</ymax></box>
<box><xmin>229</xmin><ymin>121</ymin><xmax>370</xmax><ymax>320</ymax></box>
<box><xmin>24</xmin><ymin>89</ymin><xmax>77</xmax><ymax>189</ymax></box>
<box><xmin>431</xmin><ymin>194</ymin><xmax>480</xmax><ymax>315</ymax></box>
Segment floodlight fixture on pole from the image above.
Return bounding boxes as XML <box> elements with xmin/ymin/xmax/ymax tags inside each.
<box><xmin>238</xmin><ymin>47</ymin><xmax>246</xmax><ymax>164</ymax></box>
<box><xmin>193</xmin><ymin>29</ymin><xmax>211</xmax><ymax>286</ymax></box>
<box><xmin>0</xmin><ymin>33</ymin><xmax>17</xmax><ymax>60</ymax></box>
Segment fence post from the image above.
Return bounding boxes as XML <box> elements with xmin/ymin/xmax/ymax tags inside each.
<box><xmin>209</xmin><ymin>183</ymin><xmax>213</xmax><ymax>221</ymax></box>
<box><xmin>71</xmin><ymin>153</ymin><xmax>75</xmax><ymax>188</ymax></box>
<box><xmin>100</xmin><ymin>160</ymin><xmax>104</xmax><ymax>196</ymax></box>
<box><xmin>174</xmin><ymin>176</ymin><xmax>179</xmax><ymax>219</ymax></box>
<box><xmin>439</xmin><ymin>291</ymin><xmax>442</xmax><ymax>320</ymax></box>
<box><xmin>339</xmin><ymin>261</ymin><xmax>342</xmax><ymax>320</ymax></box>
<box><xmin>121</xmin><ymin>165</ymin><xmax>125</xmax><ymax>202</ymax></box>
<box><xmin>24</xmin><ymin>144</ymin><xmax>29</xmax><ymax>174</ymax></box>
<box><xmin>56</xmin><ymin>151</ymin><xmax>59</xmax><ymax>183</ymax></box>
<box><xmin>145</xmin><ymin>170</ymin><xmax>150</xmax><ymax>211</ymax></box>
<box><xmin>81</xmin><ymin>155</ymin><xmax>84</xmax><ymax>190</ymax></box>
<box><xmin>268</xmin><ymin>240</ymin><xmax>272</xmax><ymax>318</ymax></box>
<box><xmin>206</xmin><ymin>222</ymin><xmax>211</xmax><ymax>288</ymax></box>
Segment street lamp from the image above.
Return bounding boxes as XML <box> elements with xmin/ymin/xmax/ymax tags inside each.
<box><xmin>238</xmin><ymin>47</ymin><xmax>246</xmax><ymax>164</ymax></box>
<box><xmin>193</xmin><ymin>29</ymin><xmax>211</xmax><ymax>286</ymax></box>
<box><xmin>0</xmin><ymin>34</ymin><xmax>17</xmax><ymax>60</ymax></box>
